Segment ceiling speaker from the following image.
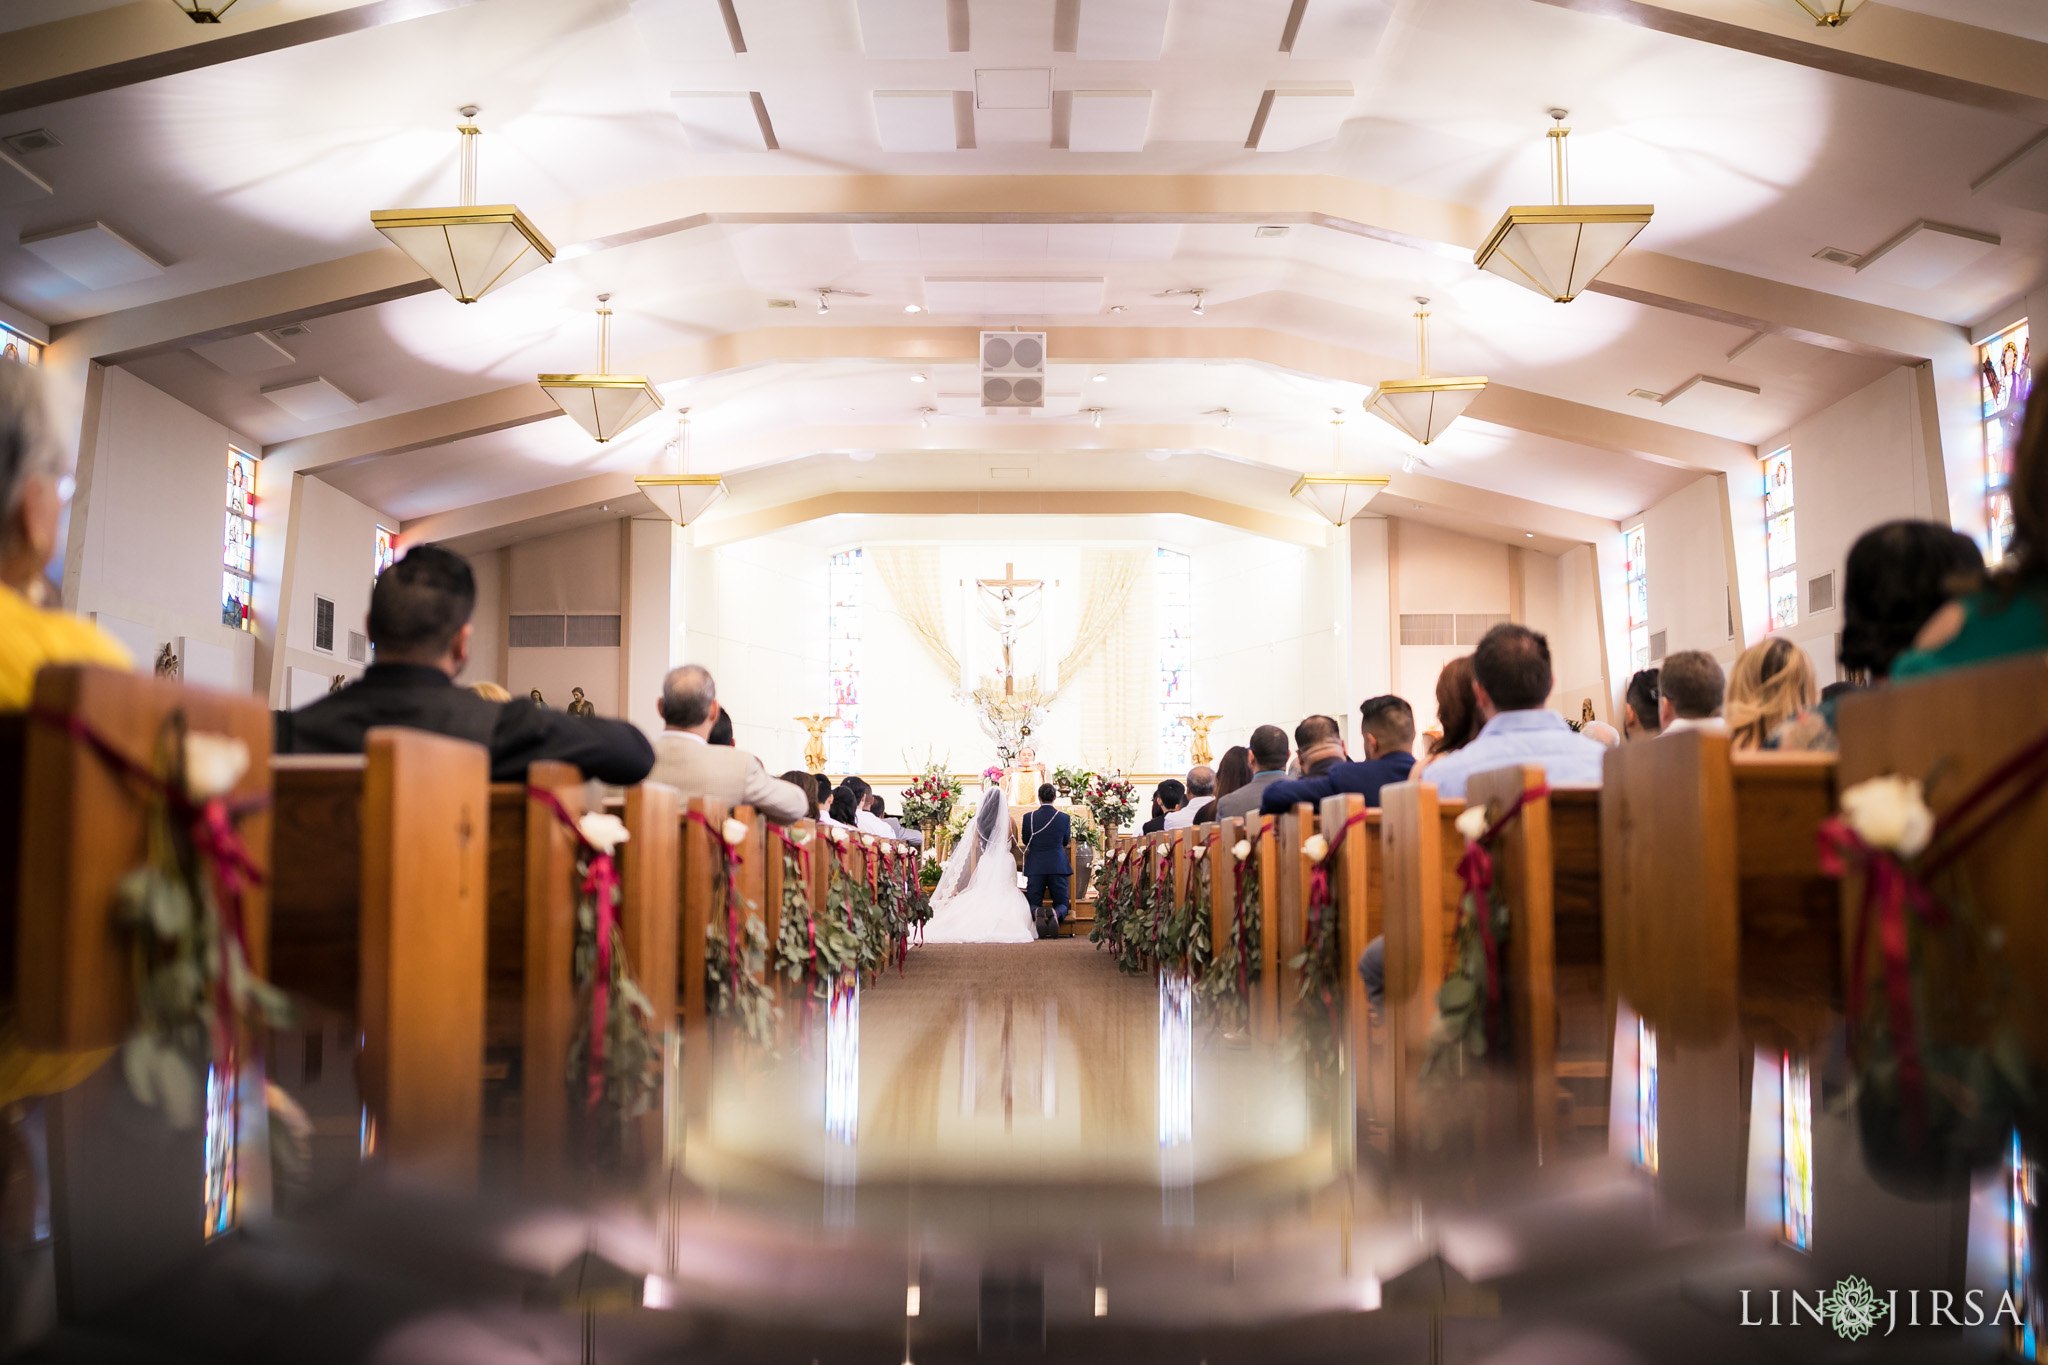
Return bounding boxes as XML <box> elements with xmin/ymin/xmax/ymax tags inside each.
<box><xmin>981</xmin><ymin>330</ymin><xmax>1046</xmax><ymax>409</ymax></box>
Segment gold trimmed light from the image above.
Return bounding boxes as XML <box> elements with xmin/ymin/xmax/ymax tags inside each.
<box><xmin>540</xmin><ymin>296</ymin><xmax>664</xmax><ymax>443</ymax></box>
<box><xmin>1789</xmin><ymin>0</ymin><xmax>1865</xmax><ymax>24</ymax></box>
<box><xmin>1474</xmin><ymin>111</ymin><xmax>1652</xmax><ymax>303</ymax></box>
<box><xmin>170</xmin><ymin>0</ymin><xmax>239</xmax><ymax>20</ymax></box>
<box><xmin>1290</xmin><ymin>413</ymin><xmax>1389</xmax><ymax>526</ymax></box>
<box><xmin>371</xmin><ymin>108</ymin><xmax>554</xmax><ymax>304</ymax></box>
<box><xmin>634</xmin><ymin>410</ymin><xmax>726</xmax><ymax>526</ymax></box>
<box><xmin>1365</xmin><ymin>299</ymin><xmax>1487</xmax><ymax>446</ymax></box>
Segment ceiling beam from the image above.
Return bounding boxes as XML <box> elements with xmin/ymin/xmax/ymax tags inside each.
<box><xmin>261</xmin><ymin>324</ymin><xmax>1756</xmax><ymax>476</ymax></box>
<box><xmin>0</xmin><ymin>0</ymin><xmax>481</xmax><ymax>117</ymax></box>
<box><xmin>686</xmin><ymin>492</ymin><xmax>1332</xmax><ymax>549</ymax></box>
<box><xmin>52</xmin><ymin>175</ymin><xmax>1957</xmax><ymax>377</ymax></box>
<box><xmin>1525</xmin><ymin>0</ymin><xmax>2048</xmax><ymax>123</ymax></box>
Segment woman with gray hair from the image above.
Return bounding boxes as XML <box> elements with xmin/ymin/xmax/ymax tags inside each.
<box><xmin>0</xmin><ymin>360</ymin><xmax>130</xmax><ymax>707</ymax></box>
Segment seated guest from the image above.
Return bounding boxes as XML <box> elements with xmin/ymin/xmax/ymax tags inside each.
<box><xmin>1414</xmin><ymin>657</ymin><xmax>1480</xmax><ymax>775</ymax></box>
<box><xmin>0</xmin><ymin>360</ymin><xmax>130</xmax><ymax>708</ymax></box>
<box><xmin>781</xmin><ymin>768</ymin><xmax>821</xmax><ymax>821</ymax></box>
<box><xmin>1166</xmin><ymin>765</ymin><xmax>1213</xmax><ymax>829</ymax></box>
<box><xmin>1214</xmin><ymin>725</ymin><xmax>1290</xmax><ymax>821</ymax></box>
<box><xmin>1656</xmin><ymin>650</ymin><xmax>1726</xmax><ymax>735</ymax></box>
<box><xmin>1895</xmin><ymin>391</ymin><xmax>2047</xmax><ymax>679</ymax></box>
<box><xmin>644</xmin><ymin>664</ymin><xmax>805</xmax><ymax>823</ymax></box>
<box><xmin>840</xmin><ymin>777</ymin><xmax>893</xmax><ymax>838</ymax></box>
<box><xmin>1192</xmin><ymin>746</ymin><xmax>1250</xmax><ymax>824</ymax></box>
<box><xmin>812</xmin><ymin>773</ymin><xmax>833</xmax><ymax>809</ymax></box>
<box><xmin>1417</xmin><ymin>625</ymin><xmax>1605</xmax><ymax>800</ymax></box>
<box><xmin>1842</xmin><ymin>521</ymin><xmax>1985</xmax><ymax>683</ymax></box>
<box><xmin>826</xmin><ymin>784</ymin><xmax>862</xmax><ymax>828</ymax></box>
<box><xmin>1725</xmin><ymin>637</ymin><xmax>1815</xmax><ymax>752</ymax></box>
<box><xmin>1262</xmin><ymin>695</ymin><xmax>1418</xmax><ymax>813</ymax></box>
<box><xmin>288</xmin><ymin>545</ymin><xmax>654</xmax><ymax>784</ymax></box>
<box><xmin>707</xmin><ymin>706</ymin><xmax>734</xmax><ymax>746</ymax></box>
<box><xmin>1621</xmin><ymin>668</ymin><xmax>1660</xmax><ymax>741</ymax></box>
<box><xmin>1142</xmin><ymin>779</ymin><xmax>1185</xmax><ymax>833</ymax></box>
<box><xmin>1292</xmin><ymin>715</ymin><xmax>1346</xmax><ymax>777</ymax></box>
<box><xmin>867</xmin><ymin>793</ymin><xmax>923</xmax><ymax>845</ymax></box>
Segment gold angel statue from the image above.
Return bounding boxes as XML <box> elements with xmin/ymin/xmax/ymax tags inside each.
<box><xmin>1178</xmin><ymin>713</ymin><xmax>1223</xmax><ymax>766</ymax></box>
<box><xmin>794</xmin><ymin>714</ymin><xmax>833</xmax><ymax>772</ymax></box>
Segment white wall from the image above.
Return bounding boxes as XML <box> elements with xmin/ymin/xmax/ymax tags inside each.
<box><xmin>1388</xmin><ymin>518</ymin><xmax>1509</xmax><ymax>736</ymax></box>
<box><xmin>1636</xmin><ymin>473</ymin><xmax>1739</xmax><ymax>668</ymax></box>
<box><xmin>506</xmin><ymin>521</ymin><xmax>624</xmax><ymax>717</ymax></box>
<box><xmin>67</xmin><ymin>368</ymin><xmax>260</xmax><ymax>693</ymax></box>
<box><xmin>468</xmin><ymin>547</ymin><xmax>507</xmax><ymax>689</ymax></box>
<box><xmin>1544</xmin><ymin>544</ymin><xmax>1609</xmax><ymax>722</ymax></box>
<box><xmin>271</xmin><ymin>473</ymin><xmax>393</xmax><ymax>701</ymax></box>
<box><xmin>1191</xmin><ymin>531</ymin><xmax>1347</xmax><ymax>757</ymax></box>
<box><xmin>1349</xmin><ymin>516</ymin><xmax>1392</xmax><ymax>704</ymax></box>
<box><xmin>679</xmin><ymin>531</ymin><xmax>829</xmax><ymax>772</ymax></box>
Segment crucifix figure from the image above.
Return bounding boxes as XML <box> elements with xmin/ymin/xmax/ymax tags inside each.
<box><xmin>975</xmin><ymin>561</ymin><xmax>1045</xmax><ymax>696</ymax></box>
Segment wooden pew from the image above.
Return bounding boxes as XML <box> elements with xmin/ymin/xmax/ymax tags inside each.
<box><xmin>1601</xmin><ymin>729</ymin><xmax>1837</xmax><ymax>1221</ymax></box>
<box><xmin>1272</xmin><ymin>804</ymin><xmax>1312</xmax><ymax>1024</ymax></box>
<box><xmin>1377</xmin><ymin>780</ymin><xmax>1471</xmax><ymax>1162</ymax></box>
<box><xmin>269</xmin><ymin>728</ymin><xmax>490</xmax><ymax>1190</ymax></box>
<box><xmin>11</xmin><ymin>665</ymin><xmax>272</xmax><ymax>1318</ymax></box>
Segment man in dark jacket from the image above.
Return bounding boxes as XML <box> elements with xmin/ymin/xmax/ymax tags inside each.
<box><xmin>1020</xmin><ymin>783</ymin><xmax>1072</xmax><ymax>937</ymax></box>
<box><xmin>1261</xmin><ymin>695</ymin><xmax>1417</xmax><ymax>814</ymax></box>
<box><xmin>283</xmin><ymin>544</ymin><xmax>654</xmax><ymax>785</ymax></box>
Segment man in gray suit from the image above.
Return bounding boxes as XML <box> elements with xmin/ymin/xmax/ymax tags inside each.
<box><xmin>646</xmin><ymin>665</ymin><xmax>808</xmax><ymax>824</ymax></box>
<box><xmin>1213</xmin><ymin>724</ymin><xmax>1290</xmax><ymax>822</ymax></box>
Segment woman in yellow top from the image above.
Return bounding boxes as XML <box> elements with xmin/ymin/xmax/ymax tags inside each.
<box><xmin>0</xmin><ymin>359</ymin><xmax>130</xmax><ymax>712</ymax></box>
<box><xmin>0</xmin><ymin>358</ymin><xmax>130</xmax><ymax>1111</ymax></box>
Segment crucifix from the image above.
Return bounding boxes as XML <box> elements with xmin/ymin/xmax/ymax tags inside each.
<box><xmin>975</xmin><ymin>561</ymin><xmax>1045</xmax><ymax>696</ymax></box>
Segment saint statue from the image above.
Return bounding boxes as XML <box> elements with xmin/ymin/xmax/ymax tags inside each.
<box><xmin>794</xmin><ymin>714</ymin><xmax>833</xmax><ymax>772</ymax></box>
<box><xmin>1178</xmin><ymin>714</ymin><xmax>1223</xmax><ymax>766</ymax></box>
<box><xmin>568</xmin><ymin>687</ymin><xmax>596</xmax><ymax>718</ymax></box>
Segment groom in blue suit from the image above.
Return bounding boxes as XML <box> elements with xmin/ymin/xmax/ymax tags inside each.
<box><xmin>1020</xmin><ymin>783</ymin><xmax>1072</xmax><ymax>939</ymax></box>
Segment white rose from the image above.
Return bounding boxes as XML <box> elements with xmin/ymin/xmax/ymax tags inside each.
<box><xmin>182</xmin><ymin>732</ymin><xmax>249</xmax><ymax>800</ymax></box>
<box><xmin>1840</xmin><ymin>774</ymin><xmax>1934</xmax><ymax>859</ymax></box>
<box><xmin>1232</xmin><ymin>839</ymin><xmax>1252</xmax><ymax>862</ymax></box>
<box><xmin>722</xmin><ymin>817</ymin><xmax>750</xmax><ymax>847</ymax></box>
<box><xmin>1156</xmin><ymin>843</ymin><xmax>1170</xmax><ymax>861</ymax></box>
<box><xmin>862</xmin><ymin>834</ymin><xmax>877</xmax><ymax>847</ymax></box>
<box><xmin>789</xmin><ymin>826</ymin><xmax>813</xmax><ymax>845</ymax></box>
<box><xmin>1301</xmin><ymin>833</ymin><xmax>1329</xmax><ymax>863</ymax></box>
<box><xmin>826</xmin><ymin>825</ymin><xmax>848</xmax><ymax>845</ymax></box>
<box><xmin>1454</xmin><ymin>805</ymin><xmax>1491</xmax><ymax>844</ymax></box>
<box><xmin>577</xmin><ymin>812</ymin><xmax>630</xmax><ymax>855</ymax></box>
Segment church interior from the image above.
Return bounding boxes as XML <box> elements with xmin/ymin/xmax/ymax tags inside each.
<box><xmin>2</xmin><ymin>0</ymin><xmax>2047</xmax><ymax>1359</ymax></box>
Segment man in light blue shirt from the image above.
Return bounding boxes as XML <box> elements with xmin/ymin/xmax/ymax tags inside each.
<box><xmin>1419</xmin><ymin>623</ymin><xmax>1607</xmax><ymax>800</ymax></box>
<box><xmin>1359</xmin><ymin>622</ymin><xmax>1604</xmax><ymax>1011</ymax></box>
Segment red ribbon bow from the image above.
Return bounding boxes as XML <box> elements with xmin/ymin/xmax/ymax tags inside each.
<box><xmin>1452</xmin><ymin>784</ymin><xmax>1549</xmax><ymax>1048</ymax></box>
<box><xmin>528</xmin><ymin>786</ymin><xmax>620</xmax><ymax>1116</ymax></box>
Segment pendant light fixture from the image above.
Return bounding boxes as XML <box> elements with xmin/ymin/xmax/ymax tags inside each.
<box><xmin>1789</xmin><ymin>0</ymin><xmax>1865</xmax><ymax>24</ymax></box>
<box><xmin>372</xmin><ymin>107</ymin><xmax>554</xmax><ymax>304</ymax></box>
<box><xmin>1364</xmin><ymin>299</ymin><xmax>1487</xmax><ymax>446</ymax></box>
<box><xmin>169</xmin><ymin>0</ymin><xmax>239</xmax><ymax>20</ymax></box>
<box><xmin>634</xmin><ymin>409</ymin><xmax>726</xmax><ymax>527</ymax></box>
<box><xmin>1474</xmin><ymin>111</ymin><xmax>1652</xmax><ymax>303</ymax></box>
<box><xmin>1290</xmin><ymin>411</ymin><xmax>1390</xmax><ymax>526</ymax></box>
<box><xmin>540</xmin><ymin>295</ymin><xmax>664</xmax><ymax>443</ymax></box>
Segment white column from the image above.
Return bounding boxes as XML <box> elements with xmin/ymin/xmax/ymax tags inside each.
<box><xmin>1348</xmin><ymin>516</ymin><xmax>1391</xmax><ymax>704</ymax></box>
<box><xmin>621</xmin><ymin>517</ymin><xmax>683</xmax><ymax>742</ymax></box>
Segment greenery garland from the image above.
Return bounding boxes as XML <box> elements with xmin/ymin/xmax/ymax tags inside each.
<box><xmin>1422</xmin><ymin>871</ymin><xmax>1505</xmax><ymax>1080</ymax></box>
<box><xmin>564</xmin><ymin>843</ymin><xmax>662</xmax><ymax>1132</ymax></box>
<box><xmin>701</xmin><ymin>818</ymin><xmax>777</xmax><ymax>1051</ymax></box>
<box><xmin>1288</xmin><ymin>842</ymin><xmax>1345</xmax><ymax>1080</ymax></box>
<box><xmin>1091</xmin><ymin>847</ymin><xmax>1151</xmax><ymax>975</ymax></box>
<box><xmin>1197</xmin><ymin>835</ymin><xmax>1261</xmax><ymax>1030</ymax></box>
<box><xmin>773</xmin><ymin>832</ymin><xmax>860</xmax><ymax>1004</ymax></box>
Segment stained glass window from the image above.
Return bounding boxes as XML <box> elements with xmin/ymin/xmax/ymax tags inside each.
<box><xmin>0</xmin><ymin>320</ymin><xmax>41</xmax><ymax>367</ymax></box>
<box><xmin>1635</xmin><ymin>1018</ymin><xmax>1658</xmax><ymax>1173</ymax></box>
<box><xmin>1981</xmin><ymin>320</ymin><xmax>2030</xmax><ymax>566</ymax></box>
<box><xmin>1156</xmin><ymin>547</ymin><xmax>1192</xmax><ymax>769</ymax></box>
<box><xmin>1623</xmin><ymin>525</ymin><xmax>1649</xmax><ymax>672</ymax></box>
<box><xmin>2009</xmin><ymin>1130</ymin><xmax>2043</xmax><ymax>1361</ymax></box>
<box><xmin>1781</xmin><ymin>1052</ymin><xmax>1813</xmax><ymax>1251</ymax></box>
<box><xmin>223</xmin><ymin>448</ymin><xmax>257</xmax><ymax>632</ymax></box>
<box><xmin>202</xmin><ymin>1063</ymin><xmax>238</xmax><ymax>1239</ymax></box>
<box><xmin>827</xmin><ymin>548</ymin><xmax>863</xmax><ymax>772</ymax></box>
<box><xmin>374</xmin><ymin>525</ymin><xmax>396</xmax><ymax>580</ymax></box>
<box><xmin>1764</xmin><ymin>448</ymin><xmax>1797</xmax><ymax>632</ymax></box>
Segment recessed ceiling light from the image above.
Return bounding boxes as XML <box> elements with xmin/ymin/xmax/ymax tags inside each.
<box><xmin>909</xmin><ymin>372</ymin><xmax>927</xmax><ymax>383</ymax></box>
<box><xmin>1525</xmin><ymin>532</ymin><xmax>1534</xmax><ymax>538</ymax></box>
<box><xmin>1812</xmin><ymin>246</ymin><xmax>1860</xmax><ymax>267</ymax></box>
<box><xmin>1108</xmin><ymin>305</ymin><xmax>1127</xmax><ymax>313</ymax></box>
<box><xmin>1627</xmin><ymin>388</ymin><xmax>1665</xmax><ymax>402</ymax></box>
<box><xmin>1255</xmin><ymin>225</ymin><xmax>1289</xmax><ymax>238</ymax></box>
<box><xmin>1092</xmin><ymin>372</ymin><xmax>1108</xmax><ymax>383</ymax></box>
<box><xmin>767</xmin><ymin>298</ymin><xmax>798</xmax><ymax>308</ymax></box>
<box><xmin>903</xmin><ymin>303</ymin><xmax>922</xmax><ymax>313</ymax></box>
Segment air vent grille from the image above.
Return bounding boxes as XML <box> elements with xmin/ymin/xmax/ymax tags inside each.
<box><xmin>1399</xmin><ymin>613</ymin><xmax>1454</xmax><ymax>646</ymax></box>
<box><xmin>1649</xmin><ymin>629</ymin><xmax>1668</xmax><ymax>662</ymax></box>
<box><xmin>1455</xmin><ymin>613</ymin><xmax>1511</xmax><ymax>646</ymax></box>
<box><xmin>566</xmin><ymin>614</ymin><xmax>623</xmax><ymax>647</ymax></box>
<box><xmin>1807</xmin><ymin>572</ymin><xmax>1835</xmax><ymax>614</ymax></box>
<box><xmin>510</xmin><ymin>614</ymin><xmax>567</xmax><ymax>648</ymax></box>
<box><xmin>346</xmin><ymin>631</ymin><xmax>367</xmax><ymax>663</ymax></box>
<box><xmin>1</xmin><ymin>128</ymin><xmax>60</xmax><ymax>156</ymax></box>
<box><xmin>314</xmin><ymin>596</ymin><xmax>334</xmax><ymax>652</ymax></box>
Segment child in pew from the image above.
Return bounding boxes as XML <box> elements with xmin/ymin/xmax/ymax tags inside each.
<box><xmin>285</xmin><ymin>545</ymin><xmax>654</xmax><ymax>784</ymax></box>
<box><xmin>0</xmin><ymin>361</ymin><xmax>130</xmax><ymax>709</ymax></box>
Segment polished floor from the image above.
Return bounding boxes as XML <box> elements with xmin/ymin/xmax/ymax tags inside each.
<box><xmin>19</xmin><ymin>940</ymin><xmax>2024</xmax><ymax>1363</ymax></box>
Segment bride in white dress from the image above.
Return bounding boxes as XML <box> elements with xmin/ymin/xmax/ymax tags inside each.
<box><xmin>921</xmin><ymin>787</ymin><xmax>1035</xmax><ymax>944</ymax></box>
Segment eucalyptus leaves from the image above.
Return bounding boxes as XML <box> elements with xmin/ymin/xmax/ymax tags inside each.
<box><xmin>561</xmin><ymin>808</ymin><xmax>662</xmax><ymax>1134</ymax></box>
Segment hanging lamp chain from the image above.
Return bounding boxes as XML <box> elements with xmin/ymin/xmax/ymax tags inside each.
<box><xmin>1546</xmin><ymin>109</ymin><xmax>1570</xmax><ymax>207</ymax></box>
<box><xmin>596</xmin><ymin>295</ymin><xmax>612</xmax><ymax>375</ymax></box>
<box><xmin>1413</xmin><ymin>296</ymin><xmax>1431</xmax><ymax>379</ymax></box>
<box><xmin>457</xmin><ymin>105</ymin><xmax>481</xmax><ymax>208</ymax></box>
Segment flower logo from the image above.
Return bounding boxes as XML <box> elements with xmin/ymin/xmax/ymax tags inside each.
<box><xmin>1823</xmin><ymin>1276</ymin><xmax>1882</xmax><ymax>1341</ymax></box>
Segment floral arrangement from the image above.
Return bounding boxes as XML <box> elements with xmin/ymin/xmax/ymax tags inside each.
<box><xmin>1090</xmin><ymin>843</ymin><xmax>1150</xmax><ymax>975</ymax></box>
<box><xmin>773</xmin><ymin>827</ymin><xmax>860</xmax><ymax>1005</ymax></box>
<box><xmin>899</xmin><ymin>764</ymin><xmax>963</xmax><ymax>831</ymax></box>
<box><xmin>1288</xmin><ymin>822</ymin><xmax>1351</xmax><ymax>1079</ymax></box>
<box><xmin>1052</xmin><ymin>765</ymin><xmax>1091</xmax><ymax>800</ymax></box>
<box><xmin>980</xmin><ymin>764</ymin><xmax>1006</xmax><ymax>788</ymax></box>
<box><xmin>702</xmin><ymin>815</ymin><xmax>778</xmax><ymax>1050</ymax></box>
<box><xmin>1198</xmin><ymin>829</ymin><xmax>1264</xmax><ymax>1030</ymax></box>
<box><xmin>1080</xmin><ymin>771</ymin><xmax>1138</xmax><ymax>834</ymax></box>
<box><xmin>561</xmin><ymin>809</ymin><xmax>662</xmax><ymax>1145</ymax></box>
<box><xmin>118</xmin><ymin>724</ymin><xmax>291</xmax><ymax>1130</ymax></box>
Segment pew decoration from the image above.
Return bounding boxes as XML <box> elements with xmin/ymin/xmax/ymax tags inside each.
<box><xmin>1153</xmin><ymin>840</ymin><xmax>1210</xmax><ymax>981</ymax></box>
<box><xmin>695</xmin><ymin>812</ymin><xmax>778</xmax><ymax>1050</ymax></box>
<box><xmin>1091</xmin><ymin>845</ymin><xmax>1149</xmax><ymax>975</ymax></box>
<box><xmin>1289</xmin><ymin>816</ymin><xmax>1362</xmax><ymax>1078</ymax></box>
<box><xmin>534</xmin><ymin>795</ymin><xmax>662</xmax><ymax>1142</ymax></box>
<box><xmin>1821</xmin><ymin>748</ymin><xmax>2048</xmax><ymax>1194</ymax></box>
<box><xmin>1198</xmin><ymin>831</ymin><xmax>1264</xmax><ymax>1030</ymax></box>
<box><xmin>1424</xmin><ymin>789</ymin><xmax>1547</xmax><ymax>1082</ymax></box>
<box><xmin>47</xmin><ymin>710</ymin><xmax>293</xmax><ymax>1129</ymax></box>
<box><xmin>773</xmin><ymin>827</ymin><xmax>858</xmax><ymax>1003</ymax></box>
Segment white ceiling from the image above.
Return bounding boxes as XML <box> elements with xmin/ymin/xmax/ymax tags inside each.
<box><xmin>5</xmin><ymin>0</ymin><xmax>2042</xmax><ymax>548</ymax></box>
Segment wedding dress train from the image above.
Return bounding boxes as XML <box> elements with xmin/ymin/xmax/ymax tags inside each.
<box><xmin>921</xmin><ymin>787</ymin><xmax>1035</xmax><ymax>944</ymax></box>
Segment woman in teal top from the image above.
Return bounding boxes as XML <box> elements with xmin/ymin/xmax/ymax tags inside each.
<box><xmin>1890</xmin><ymin>387</ymin><xmax>2048</xmax><ymax>681</ymax></box>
